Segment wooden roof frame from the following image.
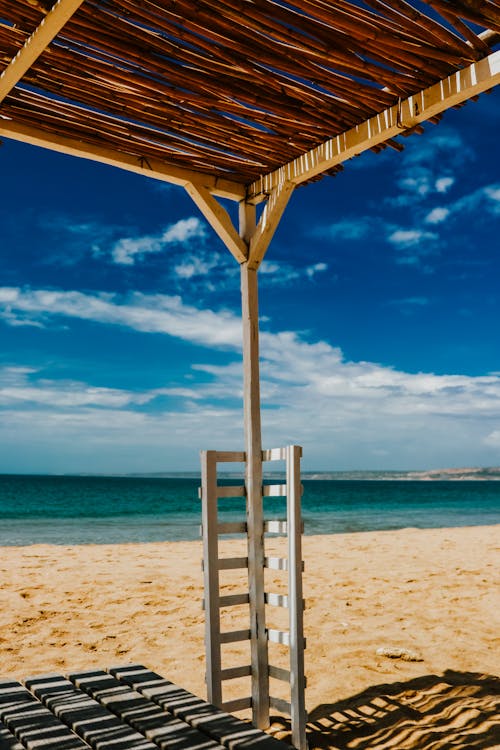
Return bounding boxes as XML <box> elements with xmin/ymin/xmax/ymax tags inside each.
<box><xmin>1</xmin><ymin>2</ymin><xmax>499</xmax><ymax>267</ymax></box>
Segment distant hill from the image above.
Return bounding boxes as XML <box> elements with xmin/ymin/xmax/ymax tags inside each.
<box><xmin>302</xmin><ymin>467</ymin><xmax>500</xmax><ymax>481</ymax></box>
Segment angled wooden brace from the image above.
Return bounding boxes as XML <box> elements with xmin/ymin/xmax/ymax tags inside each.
<box><xmin>0</xmin><ymin>0</ymin><xmax>86</xmax><ymax>104</ymax></box>
<box><xmin>248</xmin><ymin>181</ymin><xmax>295</xmax><ymax>269</ymax></box>
<box><xmin>185</xmin><ymin>181</ymin><xmax>248</xmax><ymax>263</ymax></box>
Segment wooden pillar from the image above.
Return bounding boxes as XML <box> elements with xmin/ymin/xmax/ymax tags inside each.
<box><xmin>240</xmin><ymin>202</ymin><xmax>269</xmax><ymax>729</ymax></box>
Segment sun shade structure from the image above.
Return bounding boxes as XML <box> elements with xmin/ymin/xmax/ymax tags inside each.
<box><xmin>1</xmin><ymin>2</ymin><xmax>499</xmax><ymax>749</ymax></box>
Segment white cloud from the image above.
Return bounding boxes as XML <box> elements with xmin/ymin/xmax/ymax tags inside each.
<box><xmin>425</xmin><ymin>207</ymin><xmax>450</xmax><ymax>225</ymax></box>
<box><xmin>112</xmin><ymin>217</ymin><xmax>206</xmax><ymax>265</ymax></box>
<box><xmin>306</xmin><ymin>262</ymin><xmax>328</xmax><ymax>278</ymax></box>
<box><xmin>2</xmin><ymin>286</ymin><xmax>500</xmax><ymax>471</ymax></box>
<box><xmin>0</xmin><ymin>287</ymin><xmax>242</xmax><ymax>348</ymax></box>
<box><xmin>0</xmin><ymin>368</ymin><xmax>154</xmax><ymax>408</ymax></box>
<box><xmin>387</xmin><ymin>228</ymin><xmax>438</xmax><ymax>249</ymax></box>
<box><xmin>435</xmin><ymin>177</ymin><xmax>455</xmax><ymax>193</ymax></box>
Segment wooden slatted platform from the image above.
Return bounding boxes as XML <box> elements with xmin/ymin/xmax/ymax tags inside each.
<box><xmin>0</xmin><ymin>665</ymin><xmax>290</xmax><ymax>750</ymax></box>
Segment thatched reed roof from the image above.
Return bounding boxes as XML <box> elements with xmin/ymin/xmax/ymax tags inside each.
<box><xmin>1</xmin><ymin>1</ymin><xmax>499</xmax><ymax>199</ymax></box>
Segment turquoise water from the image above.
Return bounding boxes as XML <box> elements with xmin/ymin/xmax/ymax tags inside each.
<box><xmin>0</xmin><ymin>474</ymin><xmax>498</xmax><ymax>545</ymax></box>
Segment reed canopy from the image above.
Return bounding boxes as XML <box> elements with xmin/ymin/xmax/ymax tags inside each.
<box><xmin>1</xmin><ymin>1</ymin><xmax>499</xmax><ymax>206</ymax></box>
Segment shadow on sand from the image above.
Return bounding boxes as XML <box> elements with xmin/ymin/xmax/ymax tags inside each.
<box><xmin>269</xmin><ymin>670</ymin><xmax>500</xmax><ymax>749</ymax></box>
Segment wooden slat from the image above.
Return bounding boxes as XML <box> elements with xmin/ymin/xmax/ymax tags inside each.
<box><xmin>218</xmin><ymin>557</ymin><xmax>248</xmax><ymax>570</ymax></box>
<box><xmin>262</xmin><ymin>484</ymin><xmax>287</xmax><ymax>497</ymax></box>
<box><xmin>268</xmin><ymin>666</ymin><xmax>290</xmax><ymax>684</ymax></box>
<box><xmin>69</xmin><ymin>670</ymin><xmax>225</xmax><ymax>750</ymax></box>
<box><xmin>264</xmin><ymin>519</ymin><xmax>287</xmax><ymax>534</ymax></box>
<box><xmin>220</xmin><ymin>698</ymin><xmax>252</xmax><ymax>713</ymax></box>
<box><xmin>219</xmin><ymin>630</ymin><xmax>252</xmax><ymax>644</ymax></box>
<box><xmin>264</xmin><ymin>556</ymin><xmax>288</xmax><ymax>571</ymax></box>
<box><xmin>214</xmin><ymin>451</ymin><xmax>246</xmax><ymax>463</ymax></box>
<box><xmin>216</xmin><ymin>486</ymin><xmax>246</xmax><ymax>498</ymax></box>
<box><xmin>0</xmin><ymin>679</ymin><xmax>90</xmax><ymax>750</ymax></box>
<box><xmin>264</xmin><ymin>519</ymin><xmax>304</xmax><ymax>534</ymax></box>
<box><xmin>217</xmin><ymin>521</ymin><xmax>248</xmax><ymax>535</ymax></box>
<box><xmin>25</xmin><ymin>674</ymin><xmax>158</xmax><ymax>750</ymax></box>
<box><xmin>264</xmin><ymin>592</ymin><xmax>289</xmax><ymax>608</ymax></box>
<box><xmin>263</xmin><ymin>484</ymin><xmax>304</xmax><ymax>497</ymax></box>
<box><xmin>110</xmin><ymin>666</ymin><xmax>285</xmax><ymax>749</ymax></box>
<box><xmin>262</xmin><ymin>448</ymin><xmax>286</xmax><ymax>462</ymax></box>
<box><xmin>0</xmin><ymin>720</ymin><xmax>24</xmax><ymax>750</ymax></box>
<box><xmin>266</xmin><ymin>629</ymin><xmax>290</xmax><ymax>647</ymax></box>
<box><xmin>219</xmin><ymin>593</ymin><xmax>250</xmax><ymax>608</ymax></box>
<box><xmin>220</xmin><ymin>666</ymin><xmax>252</xmax><ymax>682</ymax></box>
<box><xmin>269</xmin><ymin>697</ymin><xmax>292</xmax><ymax>716</ymax></box>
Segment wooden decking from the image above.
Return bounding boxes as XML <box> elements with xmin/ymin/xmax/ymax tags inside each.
<box><xmin>0</xmin><ymin>665</ymin><xmax>290</xmax><ymax>750</ymax></box>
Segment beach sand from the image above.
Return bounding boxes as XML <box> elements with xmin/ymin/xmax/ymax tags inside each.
<box><xmin>1</xmin><ymin>525</ymin><xmax>498</xmax><ymax>748</ymax></box>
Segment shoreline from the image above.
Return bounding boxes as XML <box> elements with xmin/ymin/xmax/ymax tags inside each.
<box><xmin>1</xmin><ymin>525</ymin><xmax>498</xmax><ymax>744</ymax></box>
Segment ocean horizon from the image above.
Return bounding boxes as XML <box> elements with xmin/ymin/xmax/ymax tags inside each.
<box><xmin>0</xmin><ymin>472</ymin><xmax>499</xmax><ymax>546</ymax></box>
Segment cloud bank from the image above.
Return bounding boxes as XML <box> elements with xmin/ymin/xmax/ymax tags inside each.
<box><xmin>1</xmin><ymin>286</ymin><xmax>500</xmax><ymax>472</ymax></box>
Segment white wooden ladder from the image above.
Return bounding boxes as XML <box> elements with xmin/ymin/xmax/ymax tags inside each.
<box><xmin>200</xmin><ymin>445</ymin><xmax>307</xmax><ymax>750</ymax></box>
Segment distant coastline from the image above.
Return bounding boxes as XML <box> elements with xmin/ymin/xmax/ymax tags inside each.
<box><xmin>1</xmin><ymin>467</ymin><xmax>500</xmax><ymax>480</ymax></box>
<box><xmin>122</xmin><ymin>467</ymin><xmax>500</xmax><ymax>481</ymax></box>
<box><xmin>302</xmin><ymin>467</ymin><xmax>500</xmax><ymax>481</ymax></box>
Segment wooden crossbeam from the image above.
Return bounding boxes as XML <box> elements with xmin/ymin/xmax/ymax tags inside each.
<box><xmin>0</xmin><ymin>120</ymin><xmax>246</xmax><ymax>201</ymax></box>
<box><xmin>0</xmin><ymin>0</ymin><xmax>86</xmax><ymax>104</ymax></box>
<box><xmin>247</xmin><ymin>49</ymin><xmax>500</xmax><ymax>202</ymax></box>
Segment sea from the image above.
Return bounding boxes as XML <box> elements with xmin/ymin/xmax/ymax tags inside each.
<box><xmin>0</xmin><ymin>472</ymin><xmax>499</xmax><ymax>546</ymax></box>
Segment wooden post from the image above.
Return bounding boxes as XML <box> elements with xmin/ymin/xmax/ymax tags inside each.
<box><xmin>201</xmin><ymin>450</ymin><xmax>222</xmax><ymax>706</ymax></box>
<box><xmin>240</xmin><ymin>201</ymin><xmax>269</xmax><ymax>729</ymax></box>
<box><xmin>287</xmin><ymin>445</ymin><xmax>307</xmax><ymax>750</ymax></box>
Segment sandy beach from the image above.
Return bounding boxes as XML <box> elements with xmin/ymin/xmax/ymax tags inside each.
<box><xmin>1</xmin><ymin>525</ymin><xmax>498</xmax><ymax>748</ymax></box>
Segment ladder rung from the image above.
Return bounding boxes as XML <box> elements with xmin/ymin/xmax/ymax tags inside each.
<box><xmin>220</xmin><ymin>665</ymin><xmax>252</xmax><ymax>681</ymax></box>
<box><xmin>267</xmin><ymin>628</ymin><xmax>290</xmax><ymax>646</ymax></box>
<box><xmin>264</xmin><ymin>556</ymin><xmax>288</xmax><ymax>571</ymax></box>
<box><xmin>268</xmin><ymin>665</ymin><xmax>290</xmax><ymax>683</ymax></box>
<box><xmin>263</xmin><ymin>484</ymin><xmax>287</xmax><ymax>497</ymax></box>
<box><xmin>217</xmin><ymin>485</ymin><xmax>245</xmax><ymax>498</ymax></box>
<box><xmin>264</xmin><ymin>519</ymin><xmax>287</xmax><ymax>534</ymax></box>
<box><xmin>218</xmin><ymin>557</ymin><xmax>248</xmax><ymax>570</ymax></box>
<box><xmin>262</xmin><ymin>448</ymin><xmax>287</xmax><ymax>461</ymax></box>
<box><xmin>219</xmin><ymin>593</ymin><xmax>250</xmax><ymax>607</ymax></box>
<box><xmin>264</xmin><ymin>519</ymin><xmax>305</xmax><ymax>534</ymax></box>
<box><xmin>221</xmin><ymin>697</ymin><xmax>252</xmax><ymax>712</ymax></box>
<box><xmin>263</xmin><ymin>484</ymin><xmax>304</xmax><ymax>497</ymax></box>
<box><xmin>270</xmin><ymin>696</ymin><xmax>292</xmax><ymax>715</ymax></box>
<box><xmin>220</xmin><ymin>629</ymin><xmax>251</xmax><ymax>644</ymax></box>
<box><xmin>217</xmin><ymin>521</ymin><xmax>247</xmax><ymax>534</ymax></box>
<box><xmin>268</xmin><ymin>667</ymin><xmax>308</xmax><ymax>687</ymax></box>
<box><xmin>215</xmin><ymin>451</ymin><xmax>246</xmax><ymax>463</ymax></box>
<box><xmin>264</xmin><ymin>592</ymin><xmax>289</xmax><ymax>608</ymax></box>
<box><xmin>264</xmin><ymin>557</ymin><xmax>304</xmax><ymax>571</ymax></box>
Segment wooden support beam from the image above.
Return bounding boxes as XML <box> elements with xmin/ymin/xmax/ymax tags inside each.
<box><xmin>248</xmin><ymin>181</ymin><xmax>295</xmax><ymax>269</ymax></box>
<box><xmin>0</xmin><ymin>120</ymin><xmax>246</xmax><ymax>201</ymax></box>
<box><xmin>247</xmin><ymin>49</ymin><xmax>500</xmax><ymax>202</ymax></box>
<box><xmin>185</xmin><ymin>182</ymin><xmax>248</xmax><ymax>263</ymax></box>
<box><xmin>241</xmin><ymin>257</ymin><xmax>269</xmax><ymax>730</ymax></box>
<box><xmin>0</xmin><ymin>0</ymin><xmax>86</xmax><ymax>104</ymax></box>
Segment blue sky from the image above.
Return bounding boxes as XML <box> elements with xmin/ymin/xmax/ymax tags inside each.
<box><xmin>1</xmin><ymin>88</ymin><xmax>499</xmax><ymax>474</ymax></box>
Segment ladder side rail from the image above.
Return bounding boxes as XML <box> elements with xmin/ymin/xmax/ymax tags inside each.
<box><xmin>201</xmin><ymin>450</ymin><xmax>223</xmax><ymax>706</ymax></box>
<box><xmin>287</xmin><ymin>445</ymin><xmax>307</xmax><ymax>750</ymax></box>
